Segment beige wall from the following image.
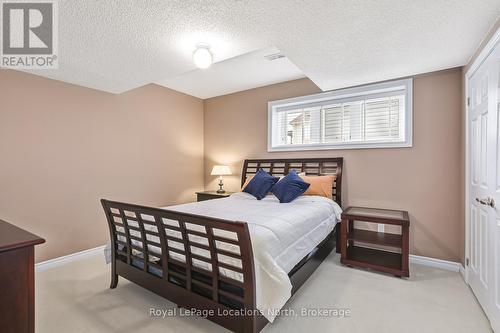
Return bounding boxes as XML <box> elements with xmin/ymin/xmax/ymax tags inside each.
<box><xmin>204</xmin><ymin>69</ymin><xmax>464</xmax><ymax>262</ymax></box>
<box><xmin>0</xmin><ymin>70</ymin><xmax>204</xmax><ymax>262</ymax></box>
<box><xmin>0</xmin><ymin>66</ymin><xmax>466</xmax><ymax>263</ymax></box>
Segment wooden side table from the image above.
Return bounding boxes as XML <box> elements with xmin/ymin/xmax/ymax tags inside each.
<box><xmin>340</xmin><ymin>207</ymin><xmax>410</xmax><ymax>277</ymax></box>
<box><xmin>196</xmin><ymin>191</ymin><xmax>234</xmax><ymax>202</ymax></box>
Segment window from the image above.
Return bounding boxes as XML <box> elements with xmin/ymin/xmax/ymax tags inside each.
<box><xmin>268</xmin><ymin>78</ymin><xmax>412</xmax><ymax>151</ymax></box>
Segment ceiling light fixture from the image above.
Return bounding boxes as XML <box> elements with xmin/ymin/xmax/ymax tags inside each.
<box><xmin>193</xmin><ymin>44</ymin><xmax>213</xmax><ymax>69</ymax></box>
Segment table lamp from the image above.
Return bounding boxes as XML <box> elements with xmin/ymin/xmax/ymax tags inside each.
<box><xmin>211</xmin><ymin>165</ymin><xmax>231</xmax><ymax>193</ymax></box>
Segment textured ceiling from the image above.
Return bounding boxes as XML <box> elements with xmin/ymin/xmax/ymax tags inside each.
<box><xmin>21</xmin><ymin>0</ymin><xmax>500</xmax><ymax>98</ymax></box>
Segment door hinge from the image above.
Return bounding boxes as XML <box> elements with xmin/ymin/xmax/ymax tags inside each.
<box><xmin>467</xmin><ymin>97</ymin><xmax>470</xmax><ymax>107</ymax></box>
<box><xmin>466</xmin><ymin>258</ymin><xmax>470</xmax><ymax>266</ymax></box>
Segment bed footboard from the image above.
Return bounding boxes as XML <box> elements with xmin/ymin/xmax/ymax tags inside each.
<box><xmin>101</xmin><ymin>199</ymin><xmax>261</xmax><ymax>333</ymax></box>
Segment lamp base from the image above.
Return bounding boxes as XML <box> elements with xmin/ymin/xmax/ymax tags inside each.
<box><xmin>217</xmin><ymin>177</ymin><xmax>225</xmax><ymax>194</ymax></box>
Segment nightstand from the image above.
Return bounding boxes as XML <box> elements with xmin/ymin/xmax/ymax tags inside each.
<box><xmin>196</xmin><ymin>191</ymin><xmax>234</xmax><ymax>202</ymax></box>
<box><xmin>340</xmin><ymin>206</ymin><xmax>410</xmax><ymax>277</ymax></box>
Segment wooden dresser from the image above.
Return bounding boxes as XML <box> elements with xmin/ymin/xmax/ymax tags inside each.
<box><xmin>0</xmin><ymin>219</ymin><xmax>45</xmax><ymax>333</ymax></box>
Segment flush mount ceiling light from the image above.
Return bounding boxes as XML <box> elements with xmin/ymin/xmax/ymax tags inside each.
<box><xmin>193</xmin><ymin>44</ymin><xmax>213</xmax><ymax>69</ymax></box>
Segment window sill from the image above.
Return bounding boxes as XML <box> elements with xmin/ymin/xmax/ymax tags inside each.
<box><xmin>268</xmin><ymin>141</ymin><xmax>413</xmax><ymax>152</ymax></box>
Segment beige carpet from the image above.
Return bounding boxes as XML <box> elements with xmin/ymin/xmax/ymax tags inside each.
<box><xmin>36</xmin><ymin>252</ymin><xmax>492</xmax><ymax>333</ymax></box>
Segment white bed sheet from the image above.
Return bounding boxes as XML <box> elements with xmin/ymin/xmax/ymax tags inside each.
<box><xmin>104</xmin><ymin>192</ymin><xmax>341</xmax><ymax>322</ymax></box>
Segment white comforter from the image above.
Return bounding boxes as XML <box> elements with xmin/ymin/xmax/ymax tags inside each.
<box><xmin>105</xmin><ymin>192</ymin><xmax>341</xmax><ymax>322</ymax></box>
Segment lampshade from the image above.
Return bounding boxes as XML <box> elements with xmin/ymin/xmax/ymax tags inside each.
<box><xmin>211</xmin><ymin>165</ymin><xmax>231</xmax><ymax>176</ymax></box>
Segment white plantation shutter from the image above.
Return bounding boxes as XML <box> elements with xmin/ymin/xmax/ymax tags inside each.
<box><xmin>269</xmin><ymin>79</ymin><xmax>412</xmax><ymax>151</ymax></box>
<box><xmin>364</xmin><ymin>96</ymin><xmax>403</xmax><ymax>141</ymax></box>
<box><xmin>273</xmin><ymin>107</ymin><xmax>322</xmax><ymax>146</ymax></box>
<box><xmin>323</xmin><ymin>104</ymin><xmax>342</xmax><ymax>143</ymax></box>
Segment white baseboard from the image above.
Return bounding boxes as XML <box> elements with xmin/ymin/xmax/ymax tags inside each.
<box><xmin>459</xmin><ymin>264</ymin><xmax>466</xmax><ymax>280</ymax></box>
<box><xmin>36</xmin><ymin>245</ymin><xmax>106</xmax><ymax>272</ymax></box>
<box><xmin>409</xmin><ymin>254</ymin><xmax>462</xmax><ymax>272</ymax></box>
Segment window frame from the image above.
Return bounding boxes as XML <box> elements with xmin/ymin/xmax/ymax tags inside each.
<box><xmin>267</xmin><ymin>78</ymin><xmax>413</xmax><ymax>152</ymax></box>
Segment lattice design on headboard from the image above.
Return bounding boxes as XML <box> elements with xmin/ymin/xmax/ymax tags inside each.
<box><xmin>241</xmin><ymin>158</ymin><xmax>343</xmax><ymax>206</ymax></box>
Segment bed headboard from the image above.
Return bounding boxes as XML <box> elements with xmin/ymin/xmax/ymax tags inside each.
<box><xmin>241</xmin><ymin>158</ymin><xmax>343</xmax><ymax>207</ymax></box>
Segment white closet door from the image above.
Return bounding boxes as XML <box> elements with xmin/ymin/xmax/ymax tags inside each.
<box><xmin>467</xmin><ymin>42</ymin><xmax>500</xmax><ymax>333</ymax></box>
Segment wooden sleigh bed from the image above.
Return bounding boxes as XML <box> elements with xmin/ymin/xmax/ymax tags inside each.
<box><xmin>101</xmin><ymin>157</ymin><xmax>343</xmax><ymax>333</ymax></box>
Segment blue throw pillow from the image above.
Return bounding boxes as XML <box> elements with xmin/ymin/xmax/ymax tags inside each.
<box><xmin>271</xmin><ymin>170</ymin><xmax>310</xmax><ymax>203</ymax></box>
<box><xmin>243</xmin><ymin>169</ymin><xmax>279</xmax><ymax>200</ymax></box>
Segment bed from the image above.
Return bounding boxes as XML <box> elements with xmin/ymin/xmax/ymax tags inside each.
<box><xmin>101</xmin><ymin>157</ymin><xmax>343</xmax><ymax>333</ymax></box>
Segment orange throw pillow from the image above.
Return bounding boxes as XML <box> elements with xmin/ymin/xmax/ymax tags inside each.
<box><xmin>300</xmin><ymin>175</ymin><xmax>335</xmax><ymax>199</ymax></box>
